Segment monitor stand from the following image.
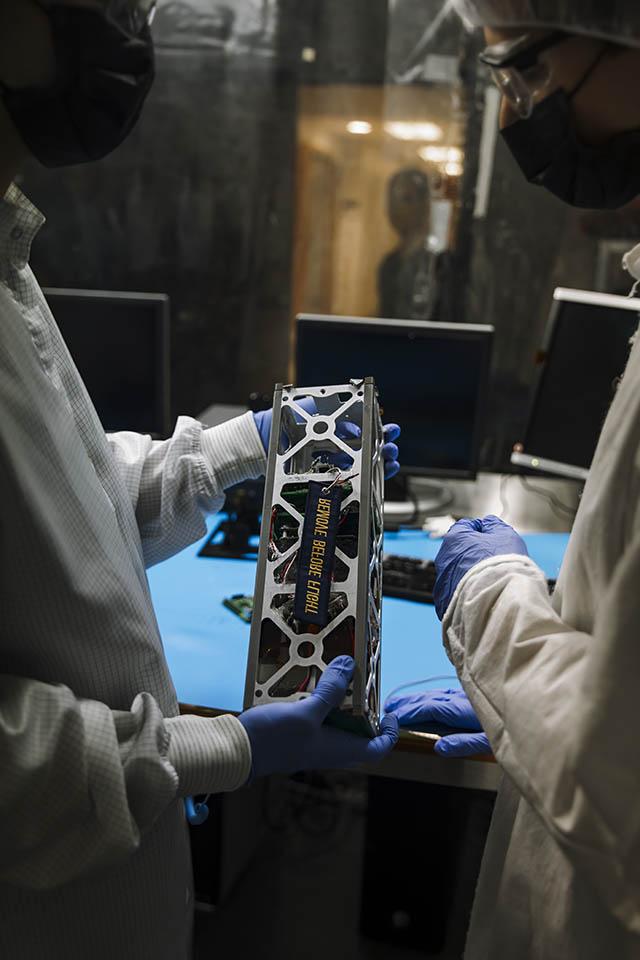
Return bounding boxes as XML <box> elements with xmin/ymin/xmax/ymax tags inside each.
<box><xmin>198</xmin><ymin>480</ymin><xmax>264</xmax><ymax>560</ymax></box>
<box><xmin>383</xmin><ymin>474</ymin><xmax>452</xmax><ymax>528</ymax></box>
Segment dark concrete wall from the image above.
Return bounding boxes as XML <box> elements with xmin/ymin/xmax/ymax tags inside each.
<box><xmin>21</xmin><ymin>0</ymin><xmax>389</xmax><ymax>426</ymax></box>
<box><xmin>23</xmin><ymin>3</ymin><xmax>297</xmax><ymax>422</ymax></box>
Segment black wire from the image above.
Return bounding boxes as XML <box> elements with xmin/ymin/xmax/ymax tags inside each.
<box><xmin>407</xmin><ymin>485</ymin><xmax>420</xmax><ymax>526</ymax></box>
<box><xmin>519</xmin><ymin>475</ymin><xmax>578</xmax><ymax>521</ymax></box>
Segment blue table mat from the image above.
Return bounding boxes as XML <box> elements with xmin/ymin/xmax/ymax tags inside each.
<box><xmin>148</xmin><ymin>519</ymin><xmax>569</xmax><ymax>714</ymax></box>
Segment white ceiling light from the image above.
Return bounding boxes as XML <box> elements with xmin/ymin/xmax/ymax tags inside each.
<box><xmin>418</xmin><ymin>145</ymin><xmax>463</xmax><ymax>164</ymax></box>
<box><xmin>444</xmin><ymin>160</ymin><xmax>463</xmax><ymax>176</ymax></box>
<box><xmin>384</xmin><ymin>121</ymin><xmax>443</xmax><ymax>142</ymax></box>
<box><xmin>346</xmin><ymin>120</ymin><xmax>373</xmax><ymax>136</ymax></box>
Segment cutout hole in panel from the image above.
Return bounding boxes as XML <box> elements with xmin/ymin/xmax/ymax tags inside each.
<box><xmin>268</xmin><ymin>665</ymin><xmax>312</xmax><ymax>697</ymax></box>
<box><xmin>268</xmin><ymin>505</ymin><xmax>300</xmax><ymax>558</ymax></box>
<box><xmin>257</xmin><ymin>619</ymin><xmax>291</xmax><ymax>685</ymax></box>
<box><xmin>278</xmin><ymin>398</ymin><xmax>317</xmax><ymax>455</ymax></box>
<box><xmin>334</xmin><ymin>400</ymin><xmax>364</xmax><ymax>454</ymax></box>
<box><xmin>280</xmin><ymin>482</ymin><xmax>309</xmax><ymax>513</ymax></box>
<box><xmin>283</xmin><ymin>441</ymin><xmax>355</xmax><ymax>476</ymax></box>
<box><xmin>273</xmin><ymin>555</ymin><xmax>297</xmax><ymax>584</ymax></box>
<box><xmin>370</xmin><ymin>564</ymin><xmax>381</xmax><ymax>604</ymax></box>
<box><xmin>271</xmin><ymin>591</ymin><xmax>347</xmax><ymax>635</ymax></box>
<box><xmin>336</xmin><ymin>502</ymin><xmax>360</xmax><ymax>558</ymax></box>
<box><xmin>270</xmin><ymin>593</ymin><xmax>296</xmax><ymax>625</ymax></box>
<box><xmin>332</xmin><ymin>554</ymin><xmax>350</xmax><ymax>583</ymax></box>
<box><xmin>321</xmin><ymin>615</ymin><xmax>356</xmax><ymax>664</ymax></box>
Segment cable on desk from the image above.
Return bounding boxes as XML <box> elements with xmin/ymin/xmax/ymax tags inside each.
<box><xmin>383</xmin><ymin>674</ymin><xmax>459</xmax><ymax>706</ymax></box>
<box><xmin>407</xmin><ymin>485</ymin><xmax>420</xmax><ymax>526</ymax></box>
<box><xmin>499</xmin><ymin>474</ymin><xmax>511</xmax><ymax>522</ymax></box>
<box><xmin>519</xmin><ymin>475</ymin><xmax>578</xmax><ymax>522</ymax></box>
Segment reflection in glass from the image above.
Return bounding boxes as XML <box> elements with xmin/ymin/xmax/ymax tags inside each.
<box><xmin>378</xmin><ymin>168</ymin><xmax>451</xmax><ymax>321</ymax></box>
<box><xmin>292</xmin><ymin>4</ymin><xmax>468</xmax><ymax>327</ymax></box>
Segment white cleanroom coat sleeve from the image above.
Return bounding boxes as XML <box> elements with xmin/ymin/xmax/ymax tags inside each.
<box><xmin>442</xmin><ymin>546</ymin><xmax>640</xmax><ymax>935</ymax></box>
<box><xmin>106</xmin><ymin>412</ymin><xmax>266</xmax><ymax>567</ymax></box>
<box><xmin>0</xmin><ymin>677</ymin><xmax>251</xmax><ymax>891</ymax></box>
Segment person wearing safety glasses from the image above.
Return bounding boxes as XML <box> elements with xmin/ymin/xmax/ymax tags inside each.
<box><xmin>0</xmin><ymin>3</ymin><xmax>402</xmax><ymax>958</ymax></box>
<box><xmin>387</xmin><ymin>3</ymin><xmax>640</xmax><ymax>958</ymax></box>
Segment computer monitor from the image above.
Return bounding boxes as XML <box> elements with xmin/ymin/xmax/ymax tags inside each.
<box><xmin>295</xmin><ymin>315</ymin><xmax>494</xmax><ymax>480</ymax></box>
<box><xmin>43</xmin><ymin>288</ymin><xmax>171</xmax><ymax>438</ymax></box>
<box><xmin>512</xmin><ymin>287</ymin><xmax>640</xmax><ymax>478</ymax></box>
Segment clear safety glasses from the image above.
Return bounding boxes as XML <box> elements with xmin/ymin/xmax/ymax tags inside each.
<box><xmin>478</xmin><ymin>30</ymin><xmax>569</xmax><ymax>118</ymax></box>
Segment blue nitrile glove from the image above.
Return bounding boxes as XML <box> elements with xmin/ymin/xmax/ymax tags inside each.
<box><xmin>184</xmin><ymin>795</ymin><xmax>209</xmax><ymax>826</ymax></box>
<box><xmin>434</xmin><ymin>515</ymin><xmax>528</xmax><ymax>620</ymax></box>
<box><xmin>253</xmin><ymin>405</ymin><xmax>401</xmax><ymax>480</ymax></box>
<box><xmin>383</xmin><ymin>423</ymin><xmax>401</xmax><ymax>480</ymax></box>
<box><xmin>384</xmin><ymin>688</ymin><xmax>491</xmax><ymax>758</ymax></box>
<box><xmin>238</xmin><ymin>656</ymin><xmax>399</xmax><ymax>779</ymax></box>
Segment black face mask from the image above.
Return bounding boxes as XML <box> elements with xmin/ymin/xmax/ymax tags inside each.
<box><xmin>0</xmin><ymin>5</ymin><xmax>154</xmax><ymax>168</ymax></box>
<box><xmin>501</xmin><ymin>88</ymin><xmax>640</xmax><ymax>210</ymax></box>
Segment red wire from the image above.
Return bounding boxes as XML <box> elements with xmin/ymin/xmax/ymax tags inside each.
<box><xmin>296</xmin><ymin>670</ymin><xmax>311</xmax><ymax>693</ymax></box>
<box><xmin>282</xmin><ymin>551</ymin><xmax>297</xmax><ymax>582</ymax></box>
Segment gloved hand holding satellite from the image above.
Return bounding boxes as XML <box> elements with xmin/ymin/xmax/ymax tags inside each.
<box><xmin>253</xmin><ymin>402</ymin><xmax>401</xmax><ymax>479</ymax></box>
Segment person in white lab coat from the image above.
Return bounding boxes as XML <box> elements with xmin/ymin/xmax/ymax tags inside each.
<box><xmin>0</xmin><ymin>2</ymin><xmax>399</xmax><ymax>958</ymax></box>
<box><xmin>387</xmin><ymin>2</ymin><xmax>640</xmax><ymax>957</ymax></box>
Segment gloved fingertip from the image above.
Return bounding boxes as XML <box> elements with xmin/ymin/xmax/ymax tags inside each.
<box><xmin>366</xmin><ymin>718</ymin><xmax>400</xmax><ymax>760</ymax></box>
<box><xmin>337</xmin><ymin>421</ymin><xmax>360</xmax><ymax>439</ymax></box>
<box><xmin>328</xmin><ymin>654</ymin><xmax>355</xmax><ymax>675</ymax></box>
<box><xmin>384</xmin><ymin>461</ymin><xmax>400</xmax><ymax>480</ymax></box>
<box><xmin>450</xmin><ymin>517</ymin><xmax>483</xmax><ymax>533</ymax></box>
<box><xmin>382</xmin><ymin>693</ymin><xmax>411</xmax><ymax>714</ymax></box>
<box><xmin>379</xmin><ymin>713</ymin><xmax>399</xmax><ymax>738</ymax></box>
<box><xmin>383</xmin><ymin>423</ymin><xmax>401</xmax><ymax>441</ymax></box>
<box><xmin>481</xmin><ymin>514</ymin><xmax>509</xmax><ymax>529</ymax></box>
<box><xmin>306</xmin><ymin>658</ymin><xmax>354</xmax><ymax>718</ymax></box>
<box><xmin>464</xmin><ymin>734</ymin><xmax>492</xmax><ymax>755</ymax></box>
<box><xmin>382</xmin><ymin>441</ymin><xmax>399</xmax><ymax>460</ymax></box>
<box><xmin>434</xmin><ymin>733</ymin><xmax>491</xmax><ymax>758</ymax></box>
<box><xmin>297</xmin><ymin>396</ymin><xmax>317</xmax><ymax>415</ymax></box>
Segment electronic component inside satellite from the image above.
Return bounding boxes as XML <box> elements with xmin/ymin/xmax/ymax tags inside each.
<box><xmin>244</xmin><ymin>378</ymin><xmax>384</xmax><ymax>737</ymax></box>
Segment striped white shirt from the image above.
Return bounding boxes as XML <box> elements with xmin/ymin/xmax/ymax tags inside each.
<box><xmin>0</xmin><ymin>185</ymin><xmax>264</xmax><ymax>958</ymax></box>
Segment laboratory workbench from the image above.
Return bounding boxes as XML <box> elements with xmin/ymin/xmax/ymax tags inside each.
<box><xmin>148</xmin><ymin>518</ymin><xmax>568</xmax><ymax>792</ymax></box>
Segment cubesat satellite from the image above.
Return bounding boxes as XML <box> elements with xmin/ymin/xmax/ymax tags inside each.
<box><xmin>244</xmin><ymin>378</ymin><xmax>385</xmax><ymax>736</ymax></box>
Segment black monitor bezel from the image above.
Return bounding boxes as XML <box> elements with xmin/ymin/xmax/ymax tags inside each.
<box><xmin>520</xmin><ymin>287</ymin><xmax>640</xmax><ymax>469</ymax></box>
<box><xmin>42</xmin><ymin>287</ymin><xmax>171</xmax><ymax>439</ymax></box>
<box><xmin>295</xmin><ymin>313</ymin><xmax>494</xmax><ymax>481</ymax></box>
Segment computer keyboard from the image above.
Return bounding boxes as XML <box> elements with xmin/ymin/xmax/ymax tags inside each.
<box><xmin>383</xmin><ymin>553</ymin><xmax>558</xmax><ymax>605</ymax></box>
<box><xmin>382</xmin><ymin>554</ymin><xmax>437</xmax><ymax>604</ymax></box>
